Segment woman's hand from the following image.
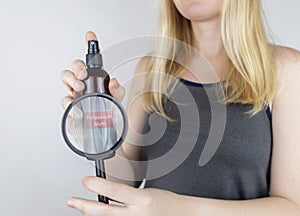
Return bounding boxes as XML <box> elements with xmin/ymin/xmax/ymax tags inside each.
<box><xmin>67</xmin><ymin>176</ymin><xmax>181</xmax><ymax>216</ymax></box>
<box><xmin>60</xmin><ymin>31</ymin><xmax>125</xmax><ymax>110</ymax></box>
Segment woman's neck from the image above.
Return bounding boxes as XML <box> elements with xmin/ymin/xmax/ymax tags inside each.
<box><xmin>181</xmin><ymin>18</ymin><xmax>230</xmax><ymax>83</ymax></box>
<box><xmin>191</xmin><ymin>17</ymin><xmax>225</xmax><ymax>59</ymax></box>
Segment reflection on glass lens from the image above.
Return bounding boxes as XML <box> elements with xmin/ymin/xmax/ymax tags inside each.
<box><xmin>65</xmin><ymin>95</ymin><xmax>125</xmax><ymax>154</ymax></box>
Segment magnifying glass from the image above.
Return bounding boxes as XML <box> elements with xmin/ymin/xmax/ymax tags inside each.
<box><xmin>61</xmin><ymin>40</ymin><xmax>128</xmax><ymax>203</ymax></box>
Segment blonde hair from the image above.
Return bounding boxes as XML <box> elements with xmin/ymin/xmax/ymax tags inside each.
<box><xmin>143</xmin><ymin>0</ymin><xmax>277</xmax><ymax>120</ymax></box>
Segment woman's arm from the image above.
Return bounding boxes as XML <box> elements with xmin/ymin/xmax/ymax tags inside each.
<box><xmin>180</xmin><ymin>194</ymin><xmax>300</xmax><ymax>215</ymax></box>
<box><xmin>105</xmin><ymin>57</ymin><xmax>150</xmax><ymax>187</ymax></box>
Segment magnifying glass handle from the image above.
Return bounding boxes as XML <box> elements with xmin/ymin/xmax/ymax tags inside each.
<box><xmin>95</xmin><ymin>160</ymin><xmax>109</xmax><ymax>204</ymax></box>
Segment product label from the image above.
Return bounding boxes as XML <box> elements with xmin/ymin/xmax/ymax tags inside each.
<box><xmin>85</xmin><ymin>111</ymin><xmax>114</xmax><ymax>128</ymax></box>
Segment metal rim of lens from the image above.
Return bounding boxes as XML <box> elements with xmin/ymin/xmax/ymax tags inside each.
<box><xmin>61</xmin><ymin>93</ymin><xmax>128</xmax><ymax>161</ymax></box>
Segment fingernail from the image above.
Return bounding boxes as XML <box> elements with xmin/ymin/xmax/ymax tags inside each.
<box><xmin>77</xmin><ymin>68</ymin><xmax>86</xmax><ymax>79</ymax></box>
<box><xmin>82</xmin><ymin>176</ymin><xmax>89</xmax><ymax>186</ymax></box>
<box><xmin>67</xmin><ymin>199</ymin><xmax>74</xmax><ymax>207</ymax></box>
<box><xmin>74</xmin><ymin>81</ymin><xmax>82</xmax><ymax>91</ymax></box>
<box><xmin>113</xmin><ymin>81</ymin><xmax>119</xmax><ymax>89</ymax></box>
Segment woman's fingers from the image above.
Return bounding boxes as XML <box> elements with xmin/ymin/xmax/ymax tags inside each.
<box><xmin>62</xmin><ymin>71</ymin><xmax>126</xmax><ymax>102</ymax></box>
<box><xmin>71</xmin><ymin>59</ymin><xmax>87</xmax><ymax>80</ymax></box>
<box><xmin>82</xmin><ymin>176</ymin><xmax>140</xmax><ymax>205</ymax></box>
<box><xmin>61</xmin><ymin>70</ymin><xmax>85</xmax><ymax>95</ymax></box>
<box><xmin>67</xmin><ymin>197</ymin><xmax>125</xmax><ymax>216</ymax></box>
<box><xmin>61</xmin><ymin>95</ymin><xmax>73</xmax><ymax>110</ymax></box>
<box><xmin>62</xmin><ymin>95</ymin><xmax>83</xmax><ymax>119</ymax></box>
<box><xmin>61</xmin><ymin>32</ymin><xmax>126</xmax><ymax>108</ymax></box>
<box><xmin>109</xmin><ymin>78</ymin><xmax>125</xmax><ymax>102</ymax></box>
<box><xmin>86</xmin><ymin>31</ymin><xmax>98</xmax><ymax>46</ymax></box>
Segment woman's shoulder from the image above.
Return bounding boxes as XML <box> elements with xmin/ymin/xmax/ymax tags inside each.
<box><xmin>134</xmin><ymin>55</ymin><xmax>152</xmax><ymax>75</ymax></box>
<box><xmin>271</xmin><ymin>45</ymin><xmax>300</xmax><ymax>86</ymax></box>
<box><xmin>271</xmin><ymin>45</ymin><xmax>300</xmax><ymax>102</ymax></box>
<box><xmin>271</xmin><ymin>45</ymin><xmax>300</xmax><ymax>68</ymax></box>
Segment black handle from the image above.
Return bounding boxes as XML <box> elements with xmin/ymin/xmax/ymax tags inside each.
<box><xmin>95</xmin><ymin>160</ymin><xmax>109</xmax><ymax>204</ymax></box>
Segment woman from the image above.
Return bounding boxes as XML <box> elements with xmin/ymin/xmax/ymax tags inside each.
<box><xmin>61</xmin><ymin>0</ymin><xmax>300</xmax><ymax>215</ymax></box>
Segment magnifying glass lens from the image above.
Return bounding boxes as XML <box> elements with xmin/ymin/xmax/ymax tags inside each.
<box><xmin>64</xmin><ymin>95</ymin><xmax>125</xmax><ymax>155</ymax></box>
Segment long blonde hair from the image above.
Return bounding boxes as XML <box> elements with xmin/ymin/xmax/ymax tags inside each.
<box><xmin>143</xmin><ymin>0</ymin><xmax>277</xmax><ymax>120</ymax></box>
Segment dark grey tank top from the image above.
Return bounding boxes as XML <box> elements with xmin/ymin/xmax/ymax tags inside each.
<box><xmin>141</xmin><ymin>78</ymin><xmax>272</xmax><ymax>200</ymax></box>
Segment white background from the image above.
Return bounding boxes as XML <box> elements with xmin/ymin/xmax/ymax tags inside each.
<box><xmin>0</xmin><ymin>0</ymin><xmax>299</xmax><ymax>215</ymax></box>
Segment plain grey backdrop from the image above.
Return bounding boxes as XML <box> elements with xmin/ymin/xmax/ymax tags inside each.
<box><xmin>0</xmin><ymin>0</ymin><xmax>299</xmax><ymax>215</ymax></box>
